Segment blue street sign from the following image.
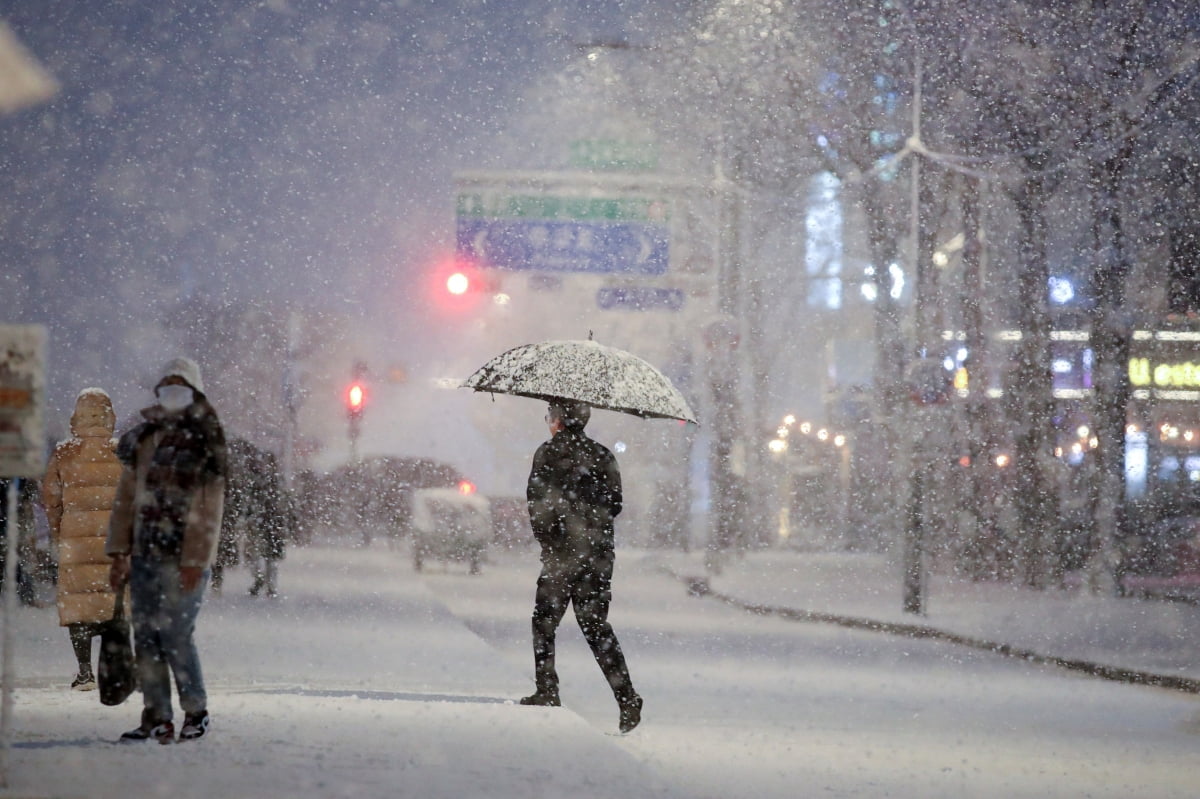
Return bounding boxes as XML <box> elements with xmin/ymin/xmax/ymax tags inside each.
<box><xmin>597</xmin><ymin>286</ymin><xmax>685</xmax><ymax>312</ymax></box>
<box><xmin>456</xmin><ymin>218</ymin><xmax>669</xmax><ymax>275</ymax></box>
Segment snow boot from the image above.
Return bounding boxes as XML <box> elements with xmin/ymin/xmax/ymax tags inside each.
<box><xmin>618</xmin><ymin>694</ymin><xmax>643</xmax><ymax>734</ymax></box>
<box><xmin>519</xmin><ymin>691</ymin><xmax>561</xmax><ymax>707</ymax></box>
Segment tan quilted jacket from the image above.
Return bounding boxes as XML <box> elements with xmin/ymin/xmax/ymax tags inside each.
<box><xmin>41</xmin><ymin>390</ymin><xmax>123</xmax><ymax>626</ymax></box>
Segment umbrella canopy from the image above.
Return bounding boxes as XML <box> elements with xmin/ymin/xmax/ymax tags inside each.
<box><xmin>462</xmin><ymin>339</ymin><xmax>697</xmax><ymax>424</ymax></box>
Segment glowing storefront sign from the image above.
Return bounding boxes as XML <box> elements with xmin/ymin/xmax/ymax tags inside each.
<box><xmin>1129</xmin><ymin>357</ymin><xmax>1200</xmax><ymax>389</ymax></box>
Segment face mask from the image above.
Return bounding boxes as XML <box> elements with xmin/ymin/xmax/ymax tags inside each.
<box><xmin>157</xmin><ymin>384</ymin><xmax>194</xmax><ymax>413</ymax></box>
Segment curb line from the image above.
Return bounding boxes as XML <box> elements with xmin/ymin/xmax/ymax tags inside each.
<box><xmin>672</xmin><ymin>572</ymin><xmax>1200</xmax><ymax>695</ymax></box>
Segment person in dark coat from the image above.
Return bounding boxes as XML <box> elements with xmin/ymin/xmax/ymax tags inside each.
<box><xmin>214</xmin><ymin>439</ymin><xmax>290</xmax><ymax>597</ymax></box>
<box><xmin>521</xmin><ymin>400</ymin><xmax>642</xmax><ymax>734</ymax></box>
<box><xmin>242</xmin><ymin>446</ymin><xmax>289</xmax><ymax>598</ymax></box>
<box><xmin>0</xmin><ymin>476</ymin><xmax>39</xmax><ymax>606</ymax></box>
<box><xmin>210</xmin><ymin>439</ymin><xmax>252</xmax><ymax>595</ymax></box>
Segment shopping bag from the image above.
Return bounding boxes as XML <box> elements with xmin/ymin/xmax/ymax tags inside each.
<box><xmin>98</xmin><ymin>589</ymin><xmax>135</xmax><ymax>706</ymax></box>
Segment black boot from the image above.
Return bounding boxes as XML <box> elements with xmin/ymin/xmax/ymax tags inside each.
<box><xmin>618</xmin><ymin>694</ymin><xmax>643</xmax><ymax>733</ymax></box>
<box><xmin>519</xmin><ymin>691</ymin><xmax>561</xmax><ymax>707</ymax></box>
<box><xmin>70</xmin><ymin>667</ymin><xmax>96</xmax><ymax>691</ymax></box>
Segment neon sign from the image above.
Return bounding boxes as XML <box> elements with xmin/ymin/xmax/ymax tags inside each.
<box><xmin>1129</xmin><ymin>357</ymin><xmax>1200</xmax><ymax>388</ymax></box>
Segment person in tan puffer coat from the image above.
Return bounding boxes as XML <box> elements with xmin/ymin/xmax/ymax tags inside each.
<box><xmin>41</xmin><ymin>388</ymin><xmax>125</xmax><ymax>690</ymax></box>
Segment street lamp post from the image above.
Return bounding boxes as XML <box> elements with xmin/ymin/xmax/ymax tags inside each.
<box><xmin>578</xmin><ymin>39</ymin><xmax>749</xmax><ymax>564</ymax></box>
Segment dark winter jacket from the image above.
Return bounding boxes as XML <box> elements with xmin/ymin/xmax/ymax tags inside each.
<box><xmin>526</xmin><ymin>428</ymin><xmax>622</xmax><ymax>559</ymax></box>
<box><xmin>224</xmin><ymin>439</ymin><xmax>290</xmax><ymax>562</ymax></box>
<box><xmin>106</xmin><ymin>399</ymin><xmax>227</xmax><ymax>568</ymax></box>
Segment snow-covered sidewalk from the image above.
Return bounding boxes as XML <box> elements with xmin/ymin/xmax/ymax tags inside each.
<box><xmin>1</xmin><ymin>547</ymin><xmax>684</xmax><ymax>799</ymax></box>
<box><xmin>647</xmin><ymin>548</ymin><xmax>1200</xmax><ymax>686</ymax></box>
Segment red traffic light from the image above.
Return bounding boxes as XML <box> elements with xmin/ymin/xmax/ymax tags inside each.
<box><xmin>430</xmin><ymin>255</ymin><xmax>500</xmax><ymax>312</ymax></box>
<box><xmin>346</xmin><ymin>382</ymin><xmax>366</xmax><ymax>415</ymax></box>
<box><xmin>443</xmin><ymin>268</ymin><xmax>497</xmax><ymax>296</ymax></box>
<box><xmin>446</xmin><ymin>271</ymin><xmax>471</xmax><ymax>295</ymax></box>
<box><xmin>457</xmin><ymin>479</ymin><xmax>476</xmax><ymax>495</ymax></box>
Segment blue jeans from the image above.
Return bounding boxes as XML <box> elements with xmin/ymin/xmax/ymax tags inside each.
<box><xmin>129</xmin><ymin>557</ymin><xmax>208</xmax><ymax>722</ymax></box>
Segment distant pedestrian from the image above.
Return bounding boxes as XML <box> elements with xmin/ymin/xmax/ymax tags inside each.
<box><xmin>228</xmin><ymin>439</ymin><xmax>289</xmax><ymax>598</ymax></box>
<box><xmin>0</xmin><ymin>476</ymin><xmax>39</xmax><ymax>606</ymax></box>
<box><xmin>521</xmin><ymin>400</ymin><xmax>642</xmax><ymax>733</ymax></box>
<box><xmin>40</xmin><ymin>388</ymin><xmax>125</xmax><ymax>690</ymax></box>
<box><xmin>107</xmin><ymin>357</ymin><xmax>226</xmax><ymax>743</ymax></box>
<box><xmin>211</xmin><ymin>439</ymin><xmax>254</xmax><ymax>595</ymax></box>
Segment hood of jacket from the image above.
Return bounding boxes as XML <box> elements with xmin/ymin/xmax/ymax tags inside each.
<box><xmin>70</xmin><ymin>388</ymin><xmax>116</xmax><ymax>438</ymax></box>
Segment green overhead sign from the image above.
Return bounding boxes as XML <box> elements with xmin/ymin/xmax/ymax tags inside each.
<box><xmin>456</xmin><ymin>193</ymin><xmax>669</xmax><ymax>223</ymax></box>
<box><xmin>568</xmin><ymin>139</ymin><xmax>659</xmax><ymax>171</ymax></box>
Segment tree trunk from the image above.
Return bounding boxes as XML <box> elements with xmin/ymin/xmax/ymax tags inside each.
<box><xmin>958</xmin><ymin>176</ymin><xmax>996</xmax><ymax>577</ymax></box>
<box><xmin>1087</xmin><ymin>156</ymin><xmax>1133</xmax><ymax>594</ymax></box>
<box><xmin>1008</xmin><ymin>174</ymin><xmax>1057</xmax><ymax>589</ymax></box>
<box><xmin>860</xmin><ymin>184</ymin><xmax>906</xmax><ymax>549</ymax></box>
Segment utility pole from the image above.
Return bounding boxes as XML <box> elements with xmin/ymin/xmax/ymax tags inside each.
<box><xmin>576</xmin><ymin>38</ymin><xmax>747</xmax><ymax>565</ymax></box>
<box><xmin>875</xmin><ymin>52</ymin><xmax>989</xmax><ymax>612</ymax></box>
<box><xmin>901</xmin><ymin>58</ymin><xmax>929</xmax><ymax>615</ymax></box>
<box><xmin>280</xmin><ymin>311</ymin><xmax>303</xmax><ymax>491</ymax></box>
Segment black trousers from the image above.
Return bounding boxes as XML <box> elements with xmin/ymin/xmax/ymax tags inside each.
<box><xmin>531</xmin><ymin>548</ymin><xmax>635</xmax><ymax>702</ymax></box>
<box><xmin>69</xmin><ymin>618</ymin><xmax>122</xmax><ymax>671</ymax></box>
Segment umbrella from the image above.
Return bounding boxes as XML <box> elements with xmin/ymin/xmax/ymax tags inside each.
<box><xmin>462</xmin><ymin>339</ymin><xmax>697</xmax><ymax>424</ymax></box>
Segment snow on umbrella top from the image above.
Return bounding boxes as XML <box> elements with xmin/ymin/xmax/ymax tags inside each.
<box><xmin>462</xmin><ymin>339</ymin><xmax>697</xmax><ymax>424</ymax></box>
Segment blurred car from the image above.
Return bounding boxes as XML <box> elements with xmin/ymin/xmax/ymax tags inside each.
<box><xmin>407</xmin><ymin>487</ymin><xmax>491</xmax><ymax>574</ymax></box>
<box><xmin>1118</xmin><ymin>515</ymin><xmax>1200</xmax><ymax>598</ymax></box>
<box><xmin>489</xmin><ymin>496</ymin><xmax>533</xmax><ymax>549</ymax></box>
<box><xmin>294</xmin><ymin>456</ymin><xmax>468</xmax><ymax>546</ymax></box>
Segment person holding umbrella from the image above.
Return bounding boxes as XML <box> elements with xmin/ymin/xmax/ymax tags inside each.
<box><xmin>464</xmin><ymin>338</ymin><xmax>695</xmax><ymax>733</ymax></box>
<box><xmin>521</xmin><ymin>399</ymin><xmax>642</xmax><ymax>734</ymax></box>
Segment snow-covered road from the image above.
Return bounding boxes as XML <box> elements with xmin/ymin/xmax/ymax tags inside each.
<box><xmin>3</xmin><ymin>543</ymin><xmax>1198</xmax><ymax>798</ymax></box>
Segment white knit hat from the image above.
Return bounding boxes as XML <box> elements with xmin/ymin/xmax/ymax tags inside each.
<box><xmin>157</xmin><ymin>356</ymin><xmax>205</xmax><ymax>394</ymax></box>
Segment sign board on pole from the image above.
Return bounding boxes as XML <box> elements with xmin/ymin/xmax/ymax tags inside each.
<box><xmin>568</xmin><ymin>139</ymin><xmax>659</xmax><ymax>172</ymax></box>
<box><xmin>0</xmin><ymin>324</ymin><xmax>47</xmax><ymax>478</ymax></box>
<box><xmin>597</xmin><ymin>286</ymin><xmax>685</xmax><ymax>312</ymax></box>
<box><xmin>456</xmin><ymin>192</ymin><xmax>670</xmax><ymax>275</ymax></box>
<box><xmin>1</xmin><ymin>326</ymin><xmax>46</xmax><ymax>788</ymax></box>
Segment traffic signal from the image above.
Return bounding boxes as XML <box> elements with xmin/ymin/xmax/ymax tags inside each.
<box><xmin>346</xmin><ymin>381</ymin><xmax>366</xmax><ymax>419</ymax></box>
<box><xmin>446</xmin><ymin>271</ymin><xmax>471</xmax><ymax>296</ymax></box>
<box><xmin>431</xmin><ymin>256</ymin><xmax>500</xmax><ymax>312</ymax></box>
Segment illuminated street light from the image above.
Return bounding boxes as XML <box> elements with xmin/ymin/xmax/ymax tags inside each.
<box><xmin>768</xmin><ymin>438</ymin><xmax>788</xmax><ymax>454</ymax></box>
